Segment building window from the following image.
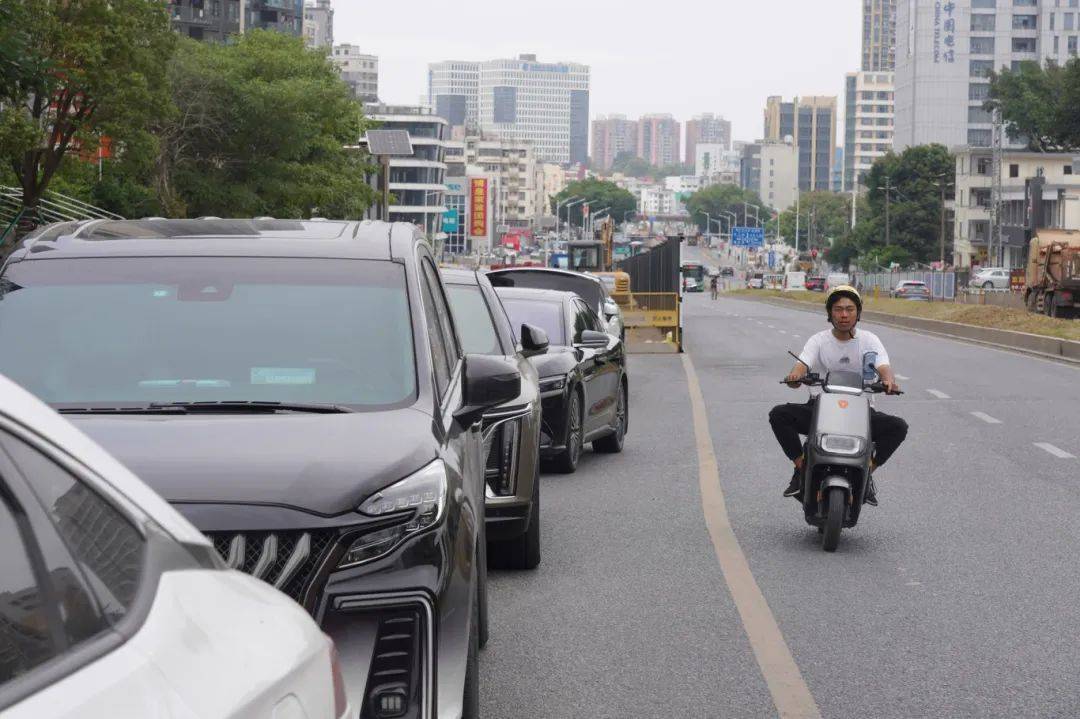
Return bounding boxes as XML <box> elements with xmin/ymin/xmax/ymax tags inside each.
<box><xmin>970</xmin><ymin>60</ymin><xmax>994</xmax><ymax>78</ymax></box>
<box><xmin>969</xmin><ymin>83</ymin><xmax>991</xmax><ymax>100</ymax></box>
<box><xmin>1012</xmin><ymin>14</ymin><xmax>1037</xmax><ymax>30</ymax></box>
<box><xmin>1065</xmin><ymin>164</ymin><xmax>1074</xmax><ymax>175</ymax></box>
<box><xmin>971</xmin><ymin>37</ymin><xmax>995</xmax><ymax>54</ymax></box>
<box><xmin>976</xmin><ymin>157</ymin><xmax>993</xmax><ymax>175</ymax></box>
<box><xmin>1068</xmin><ymin>13</ymin><xmax>1077</xmax><ymax>30</ymax></box>
<box><xmin>972</xmin><ymin>0</ymin><xmax>996</xmax><ymax>7</ymax></box>
<box><xmin>971</xmin><ymin>13</ymin><xmax>996</xmax><ymax>31</ymax></box>
<box><xmin>1013</xmin><ymin>37</ymin><xmax>1037</xmax><ymax>52</ymax></box>
<box><xmin>968</xmin><ymin>129</ymin><xmax>993</xmax><ymax>146</ymax></box>
<box><xmin>969</xmin><ymin>106</ymin><xmax>993</xmax><ymax>123</ymax></box>
<box><xmin>1013</xmin><ymin>0</ymin><xmax>1037</xmax><ymax>5</ymax></box>
<box><xmin>1071</xmin><ymin>35</ymin><xmax>1079</xmax><ymax>54</ymax></box>
<box><xmin>1009</xmin><ymin>164</ymin><xmax>1020</xmax><ymax>178</ymax></box>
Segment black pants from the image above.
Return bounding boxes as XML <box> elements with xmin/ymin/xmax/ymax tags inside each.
<box><xmin>768</xmin><ymin>398</ymin><xmax>908</xmax><ymax>466</ymax></box>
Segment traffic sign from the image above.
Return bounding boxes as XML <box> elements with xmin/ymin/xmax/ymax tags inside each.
<box><xmin>731</xmin><ymin>227</ymin><xmax>765</xmax><ymax>247</ymax></box>
<box><xmin>442</xmin><ymin>209</ymin><xmax>459</xmax><ymax>232</ymax></box>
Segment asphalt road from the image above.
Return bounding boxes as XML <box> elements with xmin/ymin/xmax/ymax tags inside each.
<box><xmin>480</xmin><ymin>287</ymin><xmax>1080</xmax><ymax>719</ymax></box>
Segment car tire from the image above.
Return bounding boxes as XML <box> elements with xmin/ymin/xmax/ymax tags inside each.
<box><xmin>593</xmin><ymin>382</ymin><xmax>627</xmax><ymax>454</ymax></box>
<box><xmin>552</xmin><ymin>389</ymin><xmax>582</xmax><ymax>474</ymax></box>
<box><xmin>491</xmin><ymin>461</ymin><xmax>541</xmax><ymax>570</ymax></box>
<box><xmin>462</xmin><ymin>577</ymin><xmax>480</xmax><ymax>719</ymax></box>
<box><xmin>982</xmin><ymin>281</ymin><xmax>993</xmax><ymax>289</ymax></box>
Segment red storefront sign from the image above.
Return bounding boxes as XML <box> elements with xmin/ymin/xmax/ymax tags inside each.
<box><xmin>470</xmin><ymin>179</ymin><xmax>488</xmax><ymax>237</ymax></box>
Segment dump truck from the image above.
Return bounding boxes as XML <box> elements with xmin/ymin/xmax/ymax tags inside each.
<box><xmin>1024</xmin><ymin>229</ymin><xmax>1080</xmax><ymax>319</ymax></box>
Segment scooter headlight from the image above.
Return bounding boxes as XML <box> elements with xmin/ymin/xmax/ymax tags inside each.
<box><xmin>818</xmin><ymin>434</ymin><xmax>865</xmax><ymax>456</ymax></box>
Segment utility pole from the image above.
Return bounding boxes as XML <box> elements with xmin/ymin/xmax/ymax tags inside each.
<box><xmin>991</xmin><ymin>108</ymin><xmax>1005</xmax><ymax>266</ymax></box>
<box><xmin>883</xmin><ymin>176</ymin><xmax>893</xmax><ymax>246</ymax></box>
<box><xmin>794</xmin><ymin>191</ymin><xmax>801</xmax><ymax>254</ymax></box>
<box><xmin>939</xmin><ymin>180</ymin><xmax>947</xmax><ymax>266</ymax></box>
<box><xmin>851</xmin><ymin>180</ymin><xmax>858</xmax><ymax>229</ymax></box>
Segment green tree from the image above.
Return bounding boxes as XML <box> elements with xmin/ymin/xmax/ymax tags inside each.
<box><xmin>0</xmin><ymin>0</ymin><xmax>175</xmax><ymax>216</ymax></box>
<box><xmin>158</xmin><ymin>32</ymin><xmax>375</xmax><ymax>219</ymax></box>
<box><xmin>986</xmin><ymin>59</ymin><xmax>1080</xmax><ymax>151</ymax></box>
<box><xmin>767</xmin><ymin>191</ymin><xmax>863</xmax><ymax>250</ymax></box>
<box><xmin>552</xmin><ymin>178</ymin><xmax>636</xmax><ymax>227</ymax></box>
<box><xmin>685</xmin><ymin>183</ymin><xmax>770</xmax><ymax>234</ymax></box>
<box><xmin>609</xmin><ymin>152</ymin><xmax>692</xmax><ymax>179</ymax></box>
<box><xmin>858</xmin><ymin>144</ymin><xmax>953</xmax><ymax>265</ymax></box>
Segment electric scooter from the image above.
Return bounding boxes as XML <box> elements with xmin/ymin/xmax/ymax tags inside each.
<box><xmin>779</xmin><ymin>356</ymin><xmax>902</xmax><ymax>552</ymax></box>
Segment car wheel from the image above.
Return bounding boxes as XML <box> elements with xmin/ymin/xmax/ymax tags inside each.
<box><xmin>552</xmin><ymin>390</ymin><xmax>582</xmax><ymax>474</ymax></box>
<box><xmin>461</xmin><ymin>576</ymin><xmax>480</xmax><ymax>719</ymax></box>
<box><xmin>982</xmin><ymin>281</ymin><xmax>993</xmax><ymax>289</ymax></box>
<box><xmin>491</xmin><ymin>459</ymin><xmax>541</xmax><ymax>570</ymax></box>
<box><xmin>593</xmin><ymin>382</ymin><xmax>627</xmax><ymax>454</ymax></box>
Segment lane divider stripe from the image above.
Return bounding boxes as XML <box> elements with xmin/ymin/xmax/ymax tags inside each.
<box><xmin>926</xmin><ymin>389</ymin><xmax>951</xmax><ymax>399</ymax></box>
<box><xmin>1035</xmin><ymin>442</ymin><xmax>1076</xmax><ymax>459</ymax></box>
<box><xmin>970</xmin><ymin>411</ymin><xmax>1002</xmax><ymax>425</ymax></box>
<box><xmin>682</xmin><ymin>354</ymin><xmax>822</xmax><ymax>719</ymax></box>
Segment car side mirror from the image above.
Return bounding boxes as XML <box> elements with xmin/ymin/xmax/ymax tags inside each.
<box><xmin>520</xmin><ymin>323</ymin><xmax>549</xmax><ymax>357</ymax></box>
<box><xmin>576</xmin><ymin>329</ymin><xmax>610</xmax><ymax>349</ymax></box>
<box><xmin>455</xmin><ymin>354</ymin><xmax>521</xmax><ymax>427</ymax></box>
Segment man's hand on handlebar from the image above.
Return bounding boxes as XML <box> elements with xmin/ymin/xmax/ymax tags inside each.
<box><xmin>883</xmin><ymin>378</ymin><xmax>902</xmax><ymax>395</ymax></box>
<box><xmin>784</xmin><ymin>363</ymin><xmax>808</xmax><ymax>388</ymax></box>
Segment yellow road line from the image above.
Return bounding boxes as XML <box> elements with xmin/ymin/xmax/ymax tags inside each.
<box><xmin>682</xmin><ymin>353</ymin><xmax>822</xmax><ymax>719</ymax></box>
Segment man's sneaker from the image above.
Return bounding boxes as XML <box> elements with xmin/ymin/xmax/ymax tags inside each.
<box><xmin>783</xmin><ymin>467</ymin><xmax>802</xmax><ymax>498</ymax></box>
<box><xmin>864</xmin><ymin>476</ymin><xmax>879</xmax><ymax>506</ymax></box>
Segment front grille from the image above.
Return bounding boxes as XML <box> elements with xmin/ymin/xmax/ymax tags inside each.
<box><xmin>208</xmin><ymin>530</ymin><xmax>337</xmax><ymax>609</ymax></box>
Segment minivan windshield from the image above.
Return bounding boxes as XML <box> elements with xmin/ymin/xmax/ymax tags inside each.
<box><xmin>0</xmin><ymin>258</ymin><xmax>416</xmax><ymax>409</ymax></box>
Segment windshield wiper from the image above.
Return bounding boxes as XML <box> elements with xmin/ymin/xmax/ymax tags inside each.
<box><xmin>148</xmin><ymin>400</ymin><xmax>355</xmax><ymax>414</ymax></box>
<box><xmin>57</xmin><ymin>405</ymin><xmax>189</xmax><ymax>415</ymax></box>
<box><xmin>56</xmin><ymin>401</ymin><xmax>355</xmax><ymax>415</ymax></box>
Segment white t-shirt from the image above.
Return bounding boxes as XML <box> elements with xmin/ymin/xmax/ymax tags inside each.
<box><xmin>798</xmin><ymin>328</ymin><xmax>891</xmax><ymax>381</ymax></box>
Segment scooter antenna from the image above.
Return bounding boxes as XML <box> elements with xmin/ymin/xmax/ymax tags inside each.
<box><xmin>787</xmin><ymin>350</ymin><xmax>809</xmax><ymax>369</ymax></box>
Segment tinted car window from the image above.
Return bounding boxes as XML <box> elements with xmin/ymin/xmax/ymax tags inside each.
<box><xmin>446</xmin><ymin>285</ymin><xmax>503</xmax><ymax>356</ymax></box>
<box><xmin>499</xmin><ymin>298</ymin><xmax>566</xmax><ymax>346</ymax></box>
<box><xmin>488</xmin><ymin>271</ymin><xmax>604</xmax><ymax>312</ymax></box>
<box><xmin>2</xmin><ymin>434</ymin><xmax>144</xmax><ymax>622</ymax></box>
<box><xmin>422</xmin><ymin>260</ymin><xmax>461</xmax><ymax>368</ymax></box>
<box><xmin>0</xmin><ymin>258</ymin><xmax>415</xmax><ymax>409</ymax></box>
<box><xmin>420</xmin><ymin>267</ymin><xmax>451</xmax><ymax>397</ymax></box>
<box><xmin>0</xmin><ymin>492</ymin><xmax>59</xmax><ymax>685</ymax></box>
<box><xmin>572</xmin><ymin>300</ymin><xmax>590</xmax><ymax>341</ymax></box>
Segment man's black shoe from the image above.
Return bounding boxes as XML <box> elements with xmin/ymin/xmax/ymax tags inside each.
<box><xmin>783</xmin><ymin>467</ymin><xmax>802</xmax><ymax>498</ymax></box>
<box><xmin>864</xmin><ymin>476</ymin><xmax>879</xmax><ymax>506</ymax></box>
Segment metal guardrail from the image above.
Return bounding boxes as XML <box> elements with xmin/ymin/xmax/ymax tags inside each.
<box><xmin>0</xmin><ymin>186</ymin><xmax>123</xmax><ymax>249</ymax></box>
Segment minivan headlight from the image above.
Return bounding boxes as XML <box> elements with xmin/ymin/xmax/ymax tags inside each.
<box><xmin>539</xmin><ymin>375</ymin><xmax>566</xmax><ymax>393</ymax></box>
<box><xmin>818</xmin><ymin>434</ymin><xmax>865</xmax><ymax>456</ymax></box>
<box><xmin>339</xmin><ymin>460</ymin><xmax>448</xmax><ymax>568</ymax></box>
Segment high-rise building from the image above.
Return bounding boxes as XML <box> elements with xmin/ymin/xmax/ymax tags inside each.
<box><xmin>303</xmin><ymin>0</ymin><xmax>333</xmax><ymax>49</ymax></box>
<box><xmin>764</xmin><ymin>96</ymin><xmax>837</xmax><ymax>192</ymax></box>
<box><xmin>894</xmin><ymin>1</ymin><xmax>1065</xmax><ymax>151</ymax></box>
<box><xmin>862</xmin><ymin>0</ymin><xmax>897</xmax><ymax>71</ymax></box>
<box><xmin>428</xmin><ymin>61</ymin><xmax>480</xmax><ymax>132</ymax></box>
<box><xmin>332</xmin><ymin>45</ymin><xmax>378</xmax><ymax>104</ymax></box>
<box><xmin>638</xmin><ymin>114</ymin><xmax>681</xmax><ymax>168</ymax></box>
<box><xmin>462</xmin><ymin>136</ymin><xmax>540</xmax><ymax>229</ymax></box>
<box><xmin>429</xmin><ymin>55</ymin><xmax>590</xmax><ymax>165</ymax></box>
<box><xmin>166</xmin><ymin>0</ymin><xmax>302</xmax><ymax>42</ymax></box>
<box><xmin>844</xmin><ymin>71</ymin><xmax>894</xmax><ymax>191</ymax></box>
<box><xmin>740</xmin><ymin>139</ymin><xmax>798</xmax><ymax>211</ymax></box>
<box><xmin>591</xmin><ymin>115</ymin><xmax>639</xmax><ymax>171</ymax></box>
<box><xmin>359</xmin><ymin>104</ymin><xmax>448</xmax><ymax>238</ymax></box>
<box><xmin>685</xmin><ymin>114</ymin><xmax>732</xmax><ymax>166</ymax></box>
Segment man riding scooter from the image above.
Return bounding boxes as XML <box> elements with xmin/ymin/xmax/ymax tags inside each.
<box><xmin>768</xmin><ymin>285</ymin><xmax>908</xmax><ymax>505</ymax></box>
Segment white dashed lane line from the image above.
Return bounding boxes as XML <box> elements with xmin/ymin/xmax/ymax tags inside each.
<box><xmin>1035</xmin><ymin>443</ymin><xmax>1076</xmax><ymax>459</ymax></box>
<box><xmin>970</xmin><ymin>411</ymin><xmax>1002</xmax><ymax>425</ymax></box>
<box><xmin>926</xmin><ymin>389</ymin><xmax>951</xmax><ymax>399</ymax></box>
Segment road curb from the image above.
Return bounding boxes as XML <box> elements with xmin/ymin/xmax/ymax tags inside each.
<box><xmin>739</xmin><ymin>295</ymin><xmax>1080</xmax><ymax>367</ymax></box>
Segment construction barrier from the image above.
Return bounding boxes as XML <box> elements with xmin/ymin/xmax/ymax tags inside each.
<box><xmin>621</xmin><ymin>292</ymin><xmax>681</xmax><ymax>353</ymax></box>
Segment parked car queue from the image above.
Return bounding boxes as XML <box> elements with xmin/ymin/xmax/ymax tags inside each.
<box><xmin>0</xmin><ymin>218</ymin><xmax>629</xmax><ymax>719</ymax></box>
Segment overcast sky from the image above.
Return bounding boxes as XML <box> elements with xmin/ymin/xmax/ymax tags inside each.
<box><xmin>334</xmin><ymin>0</ymin><xmax>862</xmax><ymax>147</ymax></box>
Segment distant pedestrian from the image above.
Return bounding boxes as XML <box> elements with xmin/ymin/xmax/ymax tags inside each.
<box><xmin>710</xmin><ymin>275</ymin><xmax>719</xmax><ymax>300</ymax></box>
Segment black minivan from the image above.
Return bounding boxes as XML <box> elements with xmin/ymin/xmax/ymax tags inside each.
<box><xmin>0</xmin><ymin>218</ymin><xmax>518</xmax><ymax>719</ymax></box>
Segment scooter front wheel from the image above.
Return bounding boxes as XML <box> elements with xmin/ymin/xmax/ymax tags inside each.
<box><xmin>822</xmin><ymin>487</ymin><xmax>845</xmax><ymax>552</ymax></box>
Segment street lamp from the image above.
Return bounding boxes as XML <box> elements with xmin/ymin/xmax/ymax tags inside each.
<box><xmin>555</xmin><ymin>195</ymin><xmax>581</xmax><ymax>245</ymax></box>
<box><xmin>588</xmin><ymin>206</ymin><xmax>610</xmax><ymax>237</ymax></box>
<box><xmin>561</xmin><ymin>198</ymin><xmax>586</xmax><ymax>242</ymax></box>
<box><xmin>931</xmin><ymin>171</ymin><xmax>954</xmax><ymax>267</ymax></box>
<box><xmin>743</xmin><ymin>201</ymin><xmax>761</xmax><ymax>227</ymax></box>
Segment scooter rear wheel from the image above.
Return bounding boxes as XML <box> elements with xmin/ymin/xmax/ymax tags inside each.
<box><xmin>822</xmin><ymin>488</ymin><xmax>845</xmax><ymax>552</ymax></box>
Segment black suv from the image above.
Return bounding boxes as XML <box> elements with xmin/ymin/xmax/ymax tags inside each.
<box><xmin>0</xmin><ymin>218</ymin><xmax>520</xmax><ymax>719</ymax></box>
